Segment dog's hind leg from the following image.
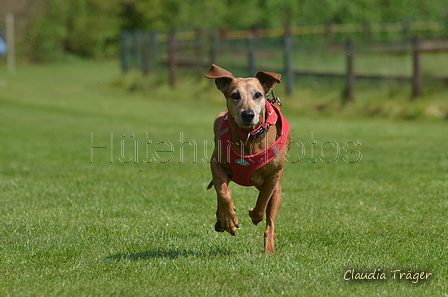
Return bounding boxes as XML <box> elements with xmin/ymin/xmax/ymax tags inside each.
<box><xmin>264</xmin><ymin>181</ymin><xmax>282</xmax><ymax>254</ymax></box>
<box><xmin>249</xmin><ymin>173</ymin><xmax>280</xmax><ymax>225</ymax></box>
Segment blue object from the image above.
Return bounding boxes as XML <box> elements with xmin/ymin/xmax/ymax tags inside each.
<box><xmin>0</xmin><ymin>26</ymin><xmax>5</xmax><ymax>56</ymax></box>
<box><xmin>0</xmin><ymin>26</ymin><xmax>5</xmax><ymax>57</ymax></box>
<box><xmin>0</xmin><ymin>36</ymin><xmax>6</xmax><ymax>56</ymax></box>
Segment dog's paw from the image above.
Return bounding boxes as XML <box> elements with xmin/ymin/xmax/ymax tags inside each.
<box><xmin>214</xmin><ymin>221</ymin><xmax>225</xmax><ymax>232</ymax></box>
<box><xmin>216</xmin><ymin>209</ymin><xmax>239</xmax><ymax>235</ymax></box>
<box><xmin>249</xmin><ymin>208</ymin><xmax>264</xmax><ymax>225</ymax></box>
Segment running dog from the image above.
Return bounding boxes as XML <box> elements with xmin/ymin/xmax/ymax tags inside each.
<box><xmin>205</xmin><ymin>64</ymin><xmax>291</xmax><ymax>253</ymax></box>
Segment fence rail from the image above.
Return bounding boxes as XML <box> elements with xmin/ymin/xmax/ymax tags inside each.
<box><xmin>137</xmin><ymin>21</ymin><xmax>448</xmax><ymax>43</ymax></box>
<box><xmin>120</xmin><ymin>21</ymin><xmax>448</xmax><ymax>100</ymax></box>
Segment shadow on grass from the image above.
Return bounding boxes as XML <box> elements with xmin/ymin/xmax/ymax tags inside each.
<box><xmin>105</xmin><ymin>248</ymin><xmax>234</xmax><ymax>262</ymax></box>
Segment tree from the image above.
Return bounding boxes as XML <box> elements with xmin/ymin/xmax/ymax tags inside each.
<box><xmin>26</xmin><ymin>0</ymin><xmax>122</xmax><ymax>61</ymax></box>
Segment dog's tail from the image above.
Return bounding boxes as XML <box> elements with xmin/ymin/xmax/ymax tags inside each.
<box><xmin>206</xmin><ymin>180</ymin><xmax>213</xmax><ymax>190</ymax></box>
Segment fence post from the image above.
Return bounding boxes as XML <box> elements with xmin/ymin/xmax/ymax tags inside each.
<box><xmin>247</xmin><ymin>35</ymin><xmax>256</xmax><ymax>76</ymax></box>
<box><xmin>169</xmin><ymin>30</ymin><xmax>177</xmax><ymax>87</ymax></box>
<box><xmin>120</xmin><ymin>31</ymin><xmax>129</xmax><ymax>74</ymax></box>
<box><xmin>130</xmin><ymin>31</ymin><xmax>141</xmax><ymax>71</ymax></box>
<box><xmin>142</xmin><ymin>32</ymin><xmax>150</xmax><ymax>75</ymax></box>
<box><xmin>248</xmin><ymin>24</ymin><xmax>262</xmax><ymax>76</ymax></box>
<box><xmin>219</xmin><ymin>27</ymin><xmax>228</xmax><ymax>41</ymax></box>
<box><xmin>219</xmin><ymin>27</ymin><xmax>228</xmax><ymax>60</ymax></box>
<box><xmin>209</xmin><ymin>29</ymin><xmax>218</xmax><ymax>66</ymax></box>
<box><xmin>345</xmin><ymin>39</ymin><xmax>355</xmax><ymax>102</ymax></box>
<box><xmin>364</xmin><ymin>21</ymin><xmax>371</xmax><ymax>41</ymax></box>
<box><xmin>195</xmin><ymin>28</ymin><xmax>204</xmax><ymax>77</ymax></box>
<box><xmin>6</xmin><ymin>12</ymin><xmax>15</xmax><ymax>74</ymax></box>
<box><xmin>411</xmin><ymin>36</ymin><xmax>421</xmax><ymax>100</ymax></box>
<box><xmin>403</xmin><ymin>17</ymin><xmax>412</xmax><ymax>41</ymax></box>
<box><xmin>253</xmin><ymin>24</ymin><xmax>262</xmax><ymax>39</ymax></box>
<box><xmin>325</xmin><ymin>20</ymin><xmax>334</xmax><ymax>44</ymax></box>
<box><xmin>142</xmin><ymin>31</ymin><xmax>157</xmax><ymax>75</ymax></box>
<box><xmin>446</xmin><ymin>19</ymin><xmax>448</xmax><ymax>36</ymax></box>
<box><xmin>284</xmin><ymin>26</ymin><xmax>294</xmax><ymax>95</ymax></box>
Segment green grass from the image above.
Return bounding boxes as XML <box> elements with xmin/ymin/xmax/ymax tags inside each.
<box><xmin>0</xmin><ymin>60</ymin><xmax>447</xmax><ymax>296</ymax></box>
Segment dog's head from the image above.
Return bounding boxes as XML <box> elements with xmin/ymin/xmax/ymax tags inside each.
<box><xmin>205</xmin><ymin>64</ymin><xmax>281</xmax><ymax>131</ymax></box>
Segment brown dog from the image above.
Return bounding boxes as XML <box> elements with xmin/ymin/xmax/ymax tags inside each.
<box><xmin>205</xmin><ymin>64</ymin><xmax>291</xmax><ymax>253</ymax></box>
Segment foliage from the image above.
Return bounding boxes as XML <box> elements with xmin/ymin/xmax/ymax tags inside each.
<box><xmin>25</xmin><ymin>1</ymin><xmax>69</xmax><ymax>61</ymax></box>
<box><xmin>135</xmin><ymin>0</ymin><xmax>226</xmax><ymax>30</ymax></box>
<box><xmin>23</xmin><ymin>0</ymin><xmax>448</xmax><ymax>61</ymax></box>
<box><xmin>26</xmin><ymin>0</ymin><xmax>122</xmax><ymax>61</ymax></box>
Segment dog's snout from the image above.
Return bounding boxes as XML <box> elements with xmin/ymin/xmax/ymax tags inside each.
<box><xmin>241</xmin><ymin>110</ymin><xmax>255</xmax><ymax>122</ymax></box>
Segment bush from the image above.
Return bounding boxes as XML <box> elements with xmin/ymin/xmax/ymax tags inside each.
<box><xmin>26</xmin><ymin>0</ymin><xmax>121</xmax><ymax>62</ymax></box>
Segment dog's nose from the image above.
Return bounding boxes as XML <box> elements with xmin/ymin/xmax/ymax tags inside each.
<box><xmin>241</xmin><ymin>110</ymin><xmax>255</xmax><ymax>122</ymax></box>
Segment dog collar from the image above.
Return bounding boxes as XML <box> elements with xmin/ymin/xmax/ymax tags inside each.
<box><xmin>228</xmin><ymin>100</ymin><xmax>278</xmax><ymax>143</ymax></box>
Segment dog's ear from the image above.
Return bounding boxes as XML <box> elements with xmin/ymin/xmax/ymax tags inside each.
<box><xmin>256</xmin><ymin>71</ymin><xmax>281</xmax><ymax>93</ymax></box>
<box><xmin>204</xmin><ymin>64</ymin><xmax>235</xmax><ymax>93</ymax></box>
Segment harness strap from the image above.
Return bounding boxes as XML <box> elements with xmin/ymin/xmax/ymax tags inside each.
<box><xmin>219</xmin><ymin>101</ymin><xmax>290</xmax><ymax>187</ymax></box>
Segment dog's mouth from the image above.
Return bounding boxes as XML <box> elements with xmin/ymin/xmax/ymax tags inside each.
<box><xmin>236</xmin><ymin>116</ymin><xmax>259</xmax><ymax>130</ymax></box>
<box><xmin>238</xmin><ymin>122</ymin><xmax>257</xmax><ymax>130</ymax></box>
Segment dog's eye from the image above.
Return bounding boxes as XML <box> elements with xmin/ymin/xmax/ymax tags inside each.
<box><xmin>230</xmin><ymin>92</ymin><xmax>240</xmax><ymax>100</ymax></box>
<box><xmin>254</xmin><ymin>92</ymin><xmax>263</xmax><ymax>99</ymax></box>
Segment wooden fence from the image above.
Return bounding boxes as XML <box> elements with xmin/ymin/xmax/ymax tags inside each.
<box><xmin>120</xmin><ymin>21</ymin><xmax>448</xmax><ymax>100</ymax></box>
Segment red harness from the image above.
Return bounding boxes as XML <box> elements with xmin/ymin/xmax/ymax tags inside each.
<box><xmin>219</xmin><ymin>101</ymin><xmax>290</xmax><ymax>187</ymax></box>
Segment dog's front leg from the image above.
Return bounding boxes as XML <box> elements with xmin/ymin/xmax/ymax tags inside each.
<box><xmin>211</xmin><ymin>162</ymin><xmax>239</xmax><ymax>235</ymax></box>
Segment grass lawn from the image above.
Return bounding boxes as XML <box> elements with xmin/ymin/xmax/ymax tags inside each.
<box><xmin>0</xmin><ymin>60</ymin><xmax>447</xmax><ymax>296</ymax></box>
